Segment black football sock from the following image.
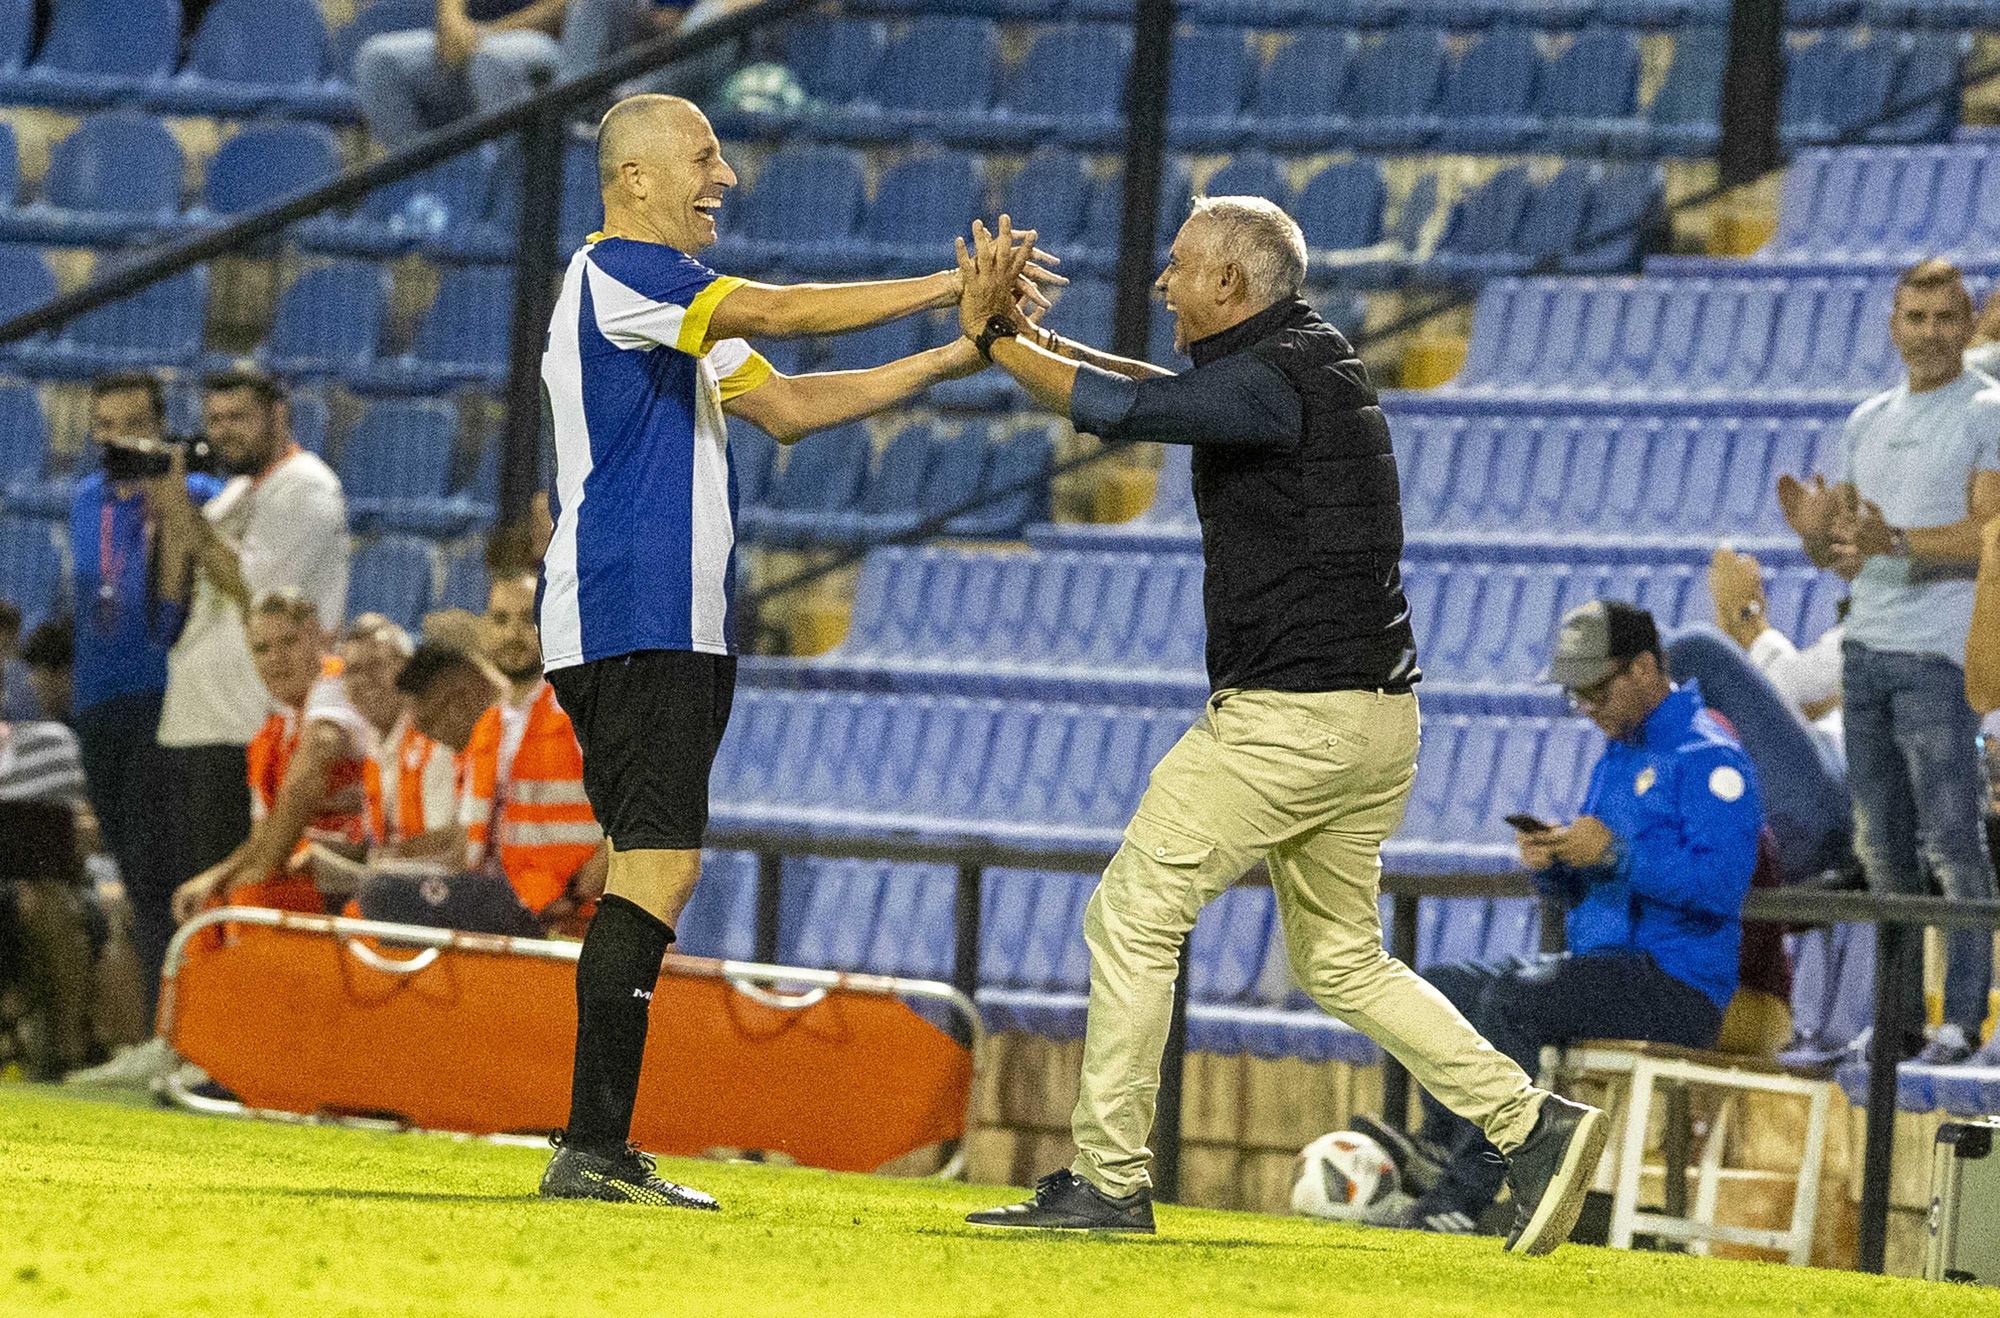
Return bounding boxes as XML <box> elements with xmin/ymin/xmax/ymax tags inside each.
<box><xmin>563</xmin><ymin>894</ymin><xmax>673</xmax><ymax>1158</ymax></box>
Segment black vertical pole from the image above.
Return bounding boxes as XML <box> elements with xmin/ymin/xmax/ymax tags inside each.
<box><xmin>1856</xmin><ymin>917</ymin><xmax>1910</xmax><ymax>1273</ymax></box>
<box><xmin>500</xmin><ymin>108</ymin><xmax>564</xmax><ymax>527</ymax></box>
<box><xmin>1155</xmin><ymin>948</ymin><xmax>1193</xmax><ymax>1203</ymax></box>
<box><xmin>1719</xmin><ymin>0</ymin><xmax>1785</xmax><ymax>188</ymax></box>
<box><xmin>1381</xmin><ymin>891</ymin><xmax>1421</xmax><ymax>1128</ymax></box>
<box><xmin>1111</xmin><ymin>0</ymin><xmax>1177</xmax><ymax>361</ymax></box>
<box><xmin>952</xmin><ymin>862</ymin><xmax>983</xmax><ymax>1046</ymax></box>
<box><xmin>754</xmin><ymin>850</ymin><xmax>782</xmax><ymax>963</ymax></box>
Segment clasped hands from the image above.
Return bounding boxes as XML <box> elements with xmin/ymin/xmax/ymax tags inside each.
<box><xmin>1776</xmin><ymin>472</ymin><xmax>1896</xmax><ymax>577</ymax></box>
<box><xmin>947</xmin><ymin>216</ymin><xmax>1063</xmax><ymax>363</ymax></box>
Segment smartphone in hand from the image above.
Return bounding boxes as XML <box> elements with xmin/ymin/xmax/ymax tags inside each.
<box><xmin>1504</xmin><ymin>813</ymin><xmax>1553</xmax><ymax>834</ymax></box>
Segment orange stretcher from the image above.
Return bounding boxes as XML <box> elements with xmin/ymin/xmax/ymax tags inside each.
<box><xmin>159</xmin><ymin>907</ymin><xmax>980</xmax><ymax>1175</ymax></box>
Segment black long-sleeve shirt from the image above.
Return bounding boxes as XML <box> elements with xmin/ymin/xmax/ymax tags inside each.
<box><xmin>1070</xmin><ymin>297</ymin><xmax>1419</xmax><ymax>694</ymax></box>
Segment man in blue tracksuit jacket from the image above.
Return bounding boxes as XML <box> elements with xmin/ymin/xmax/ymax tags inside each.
<box><xmin>1369</xmin><ymin>600</ymin><xmax>1762</xmax><ymax>1235</ymax></box>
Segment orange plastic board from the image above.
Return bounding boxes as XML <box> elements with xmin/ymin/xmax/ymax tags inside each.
<box><xmin>167</xmin><ymin>929</ymin><xmax>972</xmax><ymax>1172</ymax></box>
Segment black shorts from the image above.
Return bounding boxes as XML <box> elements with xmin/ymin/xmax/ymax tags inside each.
<box><xmin>547</xmin><ymin>649</ymin><xmax>737</xmax><ymax>852</ymax></box>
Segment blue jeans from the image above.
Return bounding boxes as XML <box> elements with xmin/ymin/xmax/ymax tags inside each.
<box><xmin>354</xmin><ymin>0</ymin><xmax>642</xmax><ymax>148</ymax></box>
<box><xmin>1843</xmin><ymin>641</ymin><xmax>1995</xmax><ymax>1035</ymax></box>
<box><xmin>1667</xmin><ymin>627</ymin><xmax>1849</xmax><ymax>882</ymax></box>
<box><xmin>1416</xmin><ymin>952</ymin><xmax>1722</xmax><ymax>1214</ymax></box>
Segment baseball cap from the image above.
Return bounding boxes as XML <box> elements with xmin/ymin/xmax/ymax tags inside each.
<box><xmin>1545</xmin><ymin>599</ymin><xmax>1661</xmax><ymax>690</ymax></box>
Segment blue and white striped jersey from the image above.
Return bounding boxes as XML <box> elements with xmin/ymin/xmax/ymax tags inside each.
<box><xmin>538</xmin><ymin>235</ymin><xmax>770</xmax><ymax>671</ymax></box>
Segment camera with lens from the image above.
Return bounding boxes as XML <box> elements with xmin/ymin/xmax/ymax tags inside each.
<box><xmin>99</xmin><ymin>433</ymin><xmax>218</xmax><ymax>482</ymax></box>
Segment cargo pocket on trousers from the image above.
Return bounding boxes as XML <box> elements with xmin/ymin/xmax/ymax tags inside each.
<box><xmin>1105</xmin><ymin>813</ymin><xmax>1219</xmax><ymax>930</ymax></box>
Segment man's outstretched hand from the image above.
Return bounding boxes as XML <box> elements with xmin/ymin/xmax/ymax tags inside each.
<box><xmin>955</xmin><ymin>215</ymin><xmax>1053</xmax><ymax>338</ymax></box>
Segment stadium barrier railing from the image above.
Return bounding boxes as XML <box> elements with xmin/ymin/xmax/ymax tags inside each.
<box><xmin>703</xmin><ymin>824</ymin><xmax>2000</xmax><ymax>1275</ymax></box>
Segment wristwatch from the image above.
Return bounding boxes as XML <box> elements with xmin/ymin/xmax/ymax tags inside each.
<box><xmin>1887</xmin><ymin>526</ymin><xmax>1911</xmax><ymax>558</ymax></box>
<box><xmin>972</xmin><ymin>314</ymin><xmax>1017</xmax><ymax>362</ymax></box>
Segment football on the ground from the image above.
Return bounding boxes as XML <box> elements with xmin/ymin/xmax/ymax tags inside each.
<box><xmin>1290</xmin><ymin>1131</ymin><xmax>1405</xmax><ymax>1223</ymax></box>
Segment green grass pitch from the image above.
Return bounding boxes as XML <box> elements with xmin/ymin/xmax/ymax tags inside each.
<box><xmin>0</xmin><ymin>1086</ymin><xmax>1978</xmax><ymax>1317</ymax></box>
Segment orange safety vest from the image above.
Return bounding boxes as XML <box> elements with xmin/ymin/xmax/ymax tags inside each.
<box><xmin>364</xmin><ymin>716</ymin><xmax>459</xmax><ymax>847</ymax></box>
<box><xmin>234</xmin><ymin>656</ymin><xmax>368</xmax><ymax>913</ymax></box>
<box><xmin>460</xmin><ymin>681</ymin><xmax>600</xmax><ymax>914</ymax></box>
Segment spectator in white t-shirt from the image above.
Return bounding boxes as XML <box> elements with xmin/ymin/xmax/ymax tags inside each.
<box><xmin>148</xmin><ymin>366</ymin><xmax>349</xmax><ymax>939</ymax></box>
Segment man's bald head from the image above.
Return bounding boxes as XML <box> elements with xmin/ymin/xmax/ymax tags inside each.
<box><xmin>597</xmin><ymin>94</ymin><xmax>705</xmax><ymax>191</ymax></box>
<box><xmin>594</xmin><ymin>94</ymin><xmax>737</xmax><ymax>253</ymax></box>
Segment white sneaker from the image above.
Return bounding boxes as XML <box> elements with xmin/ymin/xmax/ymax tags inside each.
<box><xmin>62</xmin><ymin>1036</ymin><xmax>175</xmax><ymax>1089</ymax></box>
<box><xmin>152</xmin><ymin>1059</ymin><xmax>211</xmax><ymax>1101</ymax></box>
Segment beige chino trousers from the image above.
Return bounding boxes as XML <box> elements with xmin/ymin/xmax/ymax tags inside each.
<box><xmin>1070</xmin><ymin>687</ymin><xmax>1546</xmax><ymax>1197</ymax></box>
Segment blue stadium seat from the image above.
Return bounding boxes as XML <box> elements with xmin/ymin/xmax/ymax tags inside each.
<box><xmin>1538</xmin><ymin>27</ymin><xmax>1642</xmax><ymax>155</ymax></box>
<box><xmin>327</xmin><ymin>0</ymin><xmax>430</xmax><ymax>88</ymax></box>
<box><xmin>151</xmin><ymin>0</ymin><xmax>348</xmax><ymax>119</ymax></box>
<box><xmin>345</xmin><ymin>535</ymin><xmax>435</xmax><ymax>632</ymax></box>
<box><xmin>1429</xmin><ymin>166</ymin><xmax>1534</xmax><ymax>281</ymax></box>
<box><xmin>813</xmin><ymin>17</ymin><xmax>999</xmax><ymax>145</ymax></box>
<box><xmin>1784</xmin><ymin>35</ymin><xmax>1901</xmax><ymax>150</ymax></box>
<box><xmin>1598</xmin><ymin>0</ymin><xmax>1729</xmax><ymax>23</ymax></box>
<box><xmin>841</xmin><ymin>151</ymin><xmax>983</xmax><ymax>275</ymax></box>
<box><xmin>730</xmin><ymin>423</ymin><xmax>778</xmax><ymax>513</ymax></box>
<box><xmin>8</xmin><ymin>0</ymin><xmax>180</xmax><ymax>107</ymax></box>
<box><xmin>257</xmin><ymin>263</ymin><xmax>387</xmax><ymax>379</ymax></box>
<box><xmin>0</xmin><ymin>0</ymin><xmax>28</xmax><ymax>76</ymax></box>
<box><xmin>1065</xmin><ymin>156</ymin><xmax>1192</xmax><ymax>278</ymax></box>
<box><xmin>436</xmin><ymin>541</ymin><xmax>491</xmax><ymax>616</ymax></box>
<box><xmin>1794</xmin><ymin>0</ymin><xmax>1863</xmax><ymax>22</ymax></box>
<box><xmin>947</xmin><ymin>425</ymin><xmax>1050</xmax><ymax>537</ymax></box>
<box><xmin>0</xmin><ymin>515</ymin><xmax>59</xmax><ymax>624</ymax></box>
<box><xmin>998</xmin><ymin>147</ymin><xmax>1092</xmax><ymax>250</ymax></box>
<box><xmin>1166</xmin><ymin>24</ymin><xmax>1257</xmax><ymax>149</ymax></box>
<box><xmin>1604</xmin><ymin>29</ymin><xmax>1724</xmax><ymax>157</ymax></box>
<box><xmin>1251</xmin><ymin>29</ymin><xmax>1358</xmax><ymax>151</ymax></box>
<box><xmin>556</xmin><ymin>138</ymin><xmax>603</xmax><ymax>257</ymax></box>
<box><xmin>0</xmin><ymin>111</ymin><xmax>185</xmax><ymax>246</ymax></box>
<box><xmin>973</xmin><ymin>24</ymin><xmax>1133</xmax><ymax>149</ymax></box>
<box><xmin>363</xmin><ymin>267</ymin><xmax>512</xmax><ymax>393</ymax></box>
<box><xmin>1293</xmin><ymin>159</ymin><xmax>1389</xmax><ymax>284</ymax></box>
<box><xmin>338</xmin><ymin>399</ymin><xmax>473</xmax><ymax>534</ymax></box>
<box><xmin>1434</xmin><ymin>27</ymin><xmax>1540</xmax><ymax>153</ymax></box>
<box><xmin>0</xmin><ymin>247</ymin><xmax>57</xmax><ymax>354</ymax></box>
<box><xmin>708</xmin><ymin>145</ymin><xmax>867</xmax><ymax>274</ymax></box>
<box><xmin>1343</xmin><ymin>28</ymin><xmax>1449</xmax><ymax>151</ymax></box>
<box><xmin>1569</xmin><ymin>164</ymin><xmax>1659</xmax><ymax>273</ymax></box>
<box><xmin>0</xmin><ymin>383</ymin><xmax>57</xmax><ymax>512</ymax></box>
<box><xmin>1201</xmin><ymin>149</ymin><xmax>1288</xmax><ymax>206</ymax></box>
<box><xmin>740</xmin><ymin>423</ymin><xmax>872</xmax><ymax>548</ymax></box>
<box><xmin>193</xmin><ymin>122</ymin><xmax>341</xmax><ymax>223</ymax></box>
<box><xmin>823</xmin><ymin>421</ymin><xmax>933</xmax><ymax>545</ymax></box>
<box><xmin>1872</xmin><ymin>31</ymin><xmax>1966</xmax><ymax>145</ymax></box>
<box><xmin>25</xmin><ymin>266</ymin><xmax>207</xmax><ymax>376</ymax></box>
<box><xmin>303</xmin><ymin>147</ymin><xmax>503</xmax><ymax>261</ymax></box>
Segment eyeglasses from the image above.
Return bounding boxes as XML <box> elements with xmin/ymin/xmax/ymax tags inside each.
<box><xmin>1566</xmin><ymin>659</ymin><xmax>1634</xmax><ymax>714</ymax></box>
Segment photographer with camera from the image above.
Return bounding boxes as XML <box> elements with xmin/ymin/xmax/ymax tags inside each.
<box><xmin>151</xmin><ymin>367</ymin><xmax>348</xmax><ymax>983</ymax></box>
<box><xmin>63</xmin><ymin>374</ymin><xmax>226</xmax><ymax>1038</ymax></box>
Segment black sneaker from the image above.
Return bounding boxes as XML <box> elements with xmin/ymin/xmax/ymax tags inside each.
<box><xmin>1501</xmin><ymin>1096</ymin><xmax>1608</xmax><ymax>1256</ymax></box>
<box><xmin>965</xmin><ymin>1170</ymin><xmax>1156</xmax><ymax>1232</ymax></box>
<box><xmin>1352</xmin><ymin>1114</ymin><xmax>1448</xmax><ymax>1199</ymax></box>
<box><xmin>538</xmin><ymin>1133</ymin><xmax>720</xmax><ymax>1210</ymax></box>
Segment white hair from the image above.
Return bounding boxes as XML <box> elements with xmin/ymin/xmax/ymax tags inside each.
<box><xmin>1188</xmin><ymin>195</ymin><xmax>1308</xmax><ymax>304</ymax></box>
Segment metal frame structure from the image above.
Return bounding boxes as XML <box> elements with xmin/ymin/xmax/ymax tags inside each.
<box><xmin>159</xmin><ymin>906</ymin><xmax>983</xmax><ymax>1180</ymax></box>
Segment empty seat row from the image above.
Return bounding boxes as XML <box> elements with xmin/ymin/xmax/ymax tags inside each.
<box><xmin>835</xmin><ymin>0</ymin><xmax>2000</xmax><ymax>28</ymax></box>
<box><xmin>0</xmin><ymin>0</ymin><xmax>383</xmax><ymax>119</ymax></box>
<box><xmin>1395</xmin><ymin>412</ymin><xmax>1836</xmax><ymax>541</ymax></box>
<box><xmin>773</xmin><ymin>537</ymin><xmax>1836</xmax><ymax>703</ymax></box>
<box><xmin>733</xmin><ymin>419</ymin><xmax>1052</xmax><ymax>549</ymax></box>
<box><xmin>1448</xmin><ymin>273</ymin><xmax>1966</xmax><ymax>403</ymax></box>
<box><xmin>1742</xmin><ymin>143</ymin><xmax>2000</xmax><ymax>275</ymax></box>
<box><xmin>0</xmin><ymin>116</ymin><xmax>343</xmax><ymax>248</ymax></box>
<box><xmin>710</xmin><ymin>686</ymin><xmax>1639</xmax><ymax>874</ymax></box>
